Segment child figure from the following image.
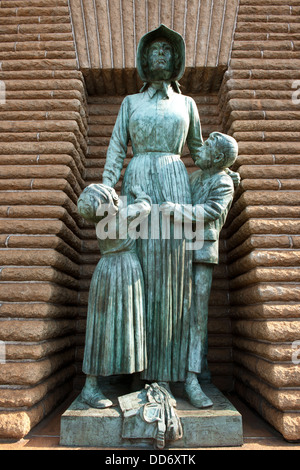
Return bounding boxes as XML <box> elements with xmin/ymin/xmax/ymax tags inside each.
<box><xmin>77</xmin><ymin>184</ymin><xmax>151</xmax><ymax>408</ymax></box>
<box><xmin>161</xmin><ymin>132</ymin><xmax>239</xmax><ymax>408</ymax></box>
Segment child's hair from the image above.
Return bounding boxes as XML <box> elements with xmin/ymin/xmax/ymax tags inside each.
<box><xmin>210</xmin><ymin>132</ymin><xmax>238</xmax><ymax>169</ymax></box>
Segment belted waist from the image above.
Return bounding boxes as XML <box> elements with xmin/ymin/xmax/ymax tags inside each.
<box><xmin>133</xmin><ymin>152</ymin><xmax>181</xmax><ymax>159</ymax></box>
<box><xmin>101</xmin><ymin>249</ymin><xmax>137</xmax><ymax>257</ymax></box>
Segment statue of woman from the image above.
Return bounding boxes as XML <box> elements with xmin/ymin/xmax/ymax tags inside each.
<box><xmin>102</xmin><ymin>24</ymin><xmax>211</xmax><ymax>408</ymax></box>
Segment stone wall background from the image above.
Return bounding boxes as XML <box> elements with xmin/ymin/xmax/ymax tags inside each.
<box><xmin>0</xmin><ymin>0</ymin><xmax>300</xmax><ymax>442</ymax></box>
<box><xmin>0</xmin><ymin>0</ymin><xmax>86</xmax><ymax>438</ymax></box>
<box><xmin>223</xmin><ymin>0</ymin><xmax>300</xmax><ymax>441</ymax></box>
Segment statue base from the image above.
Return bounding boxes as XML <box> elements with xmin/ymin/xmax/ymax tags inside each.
<box><xmin>60</xmin><ymin>383</ymin><xmax>243</xmax><ymax>448</ymax></box>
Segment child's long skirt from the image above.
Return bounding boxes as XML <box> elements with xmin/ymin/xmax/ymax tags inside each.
<box><xmin>82</xmin><ymin>250</ymin><xmax>147</xmax><ymax>376</ymax></box>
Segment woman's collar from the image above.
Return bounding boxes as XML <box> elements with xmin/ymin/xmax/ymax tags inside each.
<box><xmin>146</xmin><ymin>81</ymin><xmax>173</xmax><ymax>99</ymax></box>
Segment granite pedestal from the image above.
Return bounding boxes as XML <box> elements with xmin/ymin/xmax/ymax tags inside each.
<box><xmin>60</xmin><ymin>383</ymin><xmax>243</xmax><ymax>448</ymax></box>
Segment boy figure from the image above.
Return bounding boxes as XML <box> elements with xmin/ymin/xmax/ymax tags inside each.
<box><xmin>161</xmin><ymin>132</ymin><xmax>239</xmax><ymax>408</ymax></box>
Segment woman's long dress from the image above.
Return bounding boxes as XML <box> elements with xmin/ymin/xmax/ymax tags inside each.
<box><xmin>103</xmin><ymin>85</ymin><xmax>203</xmax><ymax>382</ymax></box>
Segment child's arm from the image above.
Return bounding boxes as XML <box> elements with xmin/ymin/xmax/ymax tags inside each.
<box><xmin>201</xmin><ymin>179</ymin><xmax>234</xmax><ymax>222</ymax></box>
<box><xmin>161</xmin><ymin>177</ymin><xmax>234</xmax><ymax>224</ymax></box>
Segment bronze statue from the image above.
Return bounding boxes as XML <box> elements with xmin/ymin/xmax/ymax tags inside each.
<box><xmin>77</xmin><ymin>25</ymin><xmax>239</xmax><ymax>410</ymax></box>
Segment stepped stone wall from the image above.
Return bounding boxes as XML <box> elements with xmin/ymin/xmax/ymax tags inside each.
<box><xmin>0</xmin><ymin>0</ymin><xmax>300</xmax><ymax>443</ymax></box>
<box><xmin>223</xmin><ymin>0</ymin><xmax>300</xmax><ymax>441</ymax></box>
<box><xmin>0</xmin><ymin>0</ymin><xmax>87</xmax><ymax>438</ymax></box>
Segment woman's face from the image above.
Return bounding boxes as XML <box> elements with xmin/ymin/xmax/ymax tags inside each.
<box><xmin>147</xmin><ymin>40</ymin><xmax>174</xmax><ymax>80</ymax></box>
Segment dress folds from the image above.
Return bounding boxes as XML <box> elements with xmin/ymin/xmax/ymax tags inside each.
<box><xmin>102</xmin><ymin>84</ymin><xmax>203</xmax><ymax>382</ymax></box>
<box><xmin>82</xmin><ymin>250</ymin><xmax>147</xmax><ymax>377</ymax></box>
<box><xmin>79</xmin><ymin>188</ymin><xmax>151</xmax><ymax>378</ymax></box>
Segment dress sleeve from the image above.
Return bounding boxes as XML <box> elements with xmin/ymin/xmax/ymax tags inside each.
<box><xmin>102</xmin><ymin>96</ymin><xmax>130</xmax><ymax>187</ymax></box>
<box><xmin>186</xmin><ymin>97</ymin><xmax>204</xmax><ymax>162</ymax></box>
<box><xmin>131</xmin><ymin>190</ymin><xmax>152</xmax><ymax>221</ymax></box>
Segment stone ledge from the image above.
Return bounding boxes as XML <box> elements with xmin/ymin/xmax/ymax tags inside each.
<box><xmin>60</xmin><ymin>384</ymin><xmax>243</xmax><ymax>449</ymax></box>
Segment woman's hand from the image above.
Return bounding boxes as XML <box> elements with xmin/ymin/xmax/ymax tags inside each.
<box><xmin>102</xmin><ymin>178</ymin><xmax>114</xmax><ymax>188</ymax></box>
<box><xmin>130</xmin><ymin>185</ymin><xmax>144</xmax><ymax>198</ymax></box>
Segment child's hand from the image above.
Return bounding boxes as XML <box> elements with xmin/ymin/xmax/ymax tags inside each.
<box><xmin>160</xmin><ymin>202</ymin><xmax>176</xmax><ymax>215</ymax></box>
<box><xmin>225</xmin><ymin>169</ymin><xmax>240</xmax><ymax>188</ymax></box>
<box><xmin>195</xmin><ymin>157</ymin><xmax>202</xmax><ymax>167</ymax></box>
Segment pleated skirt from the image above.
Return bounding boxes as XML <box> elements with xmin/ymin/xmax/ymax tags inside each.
<box><xmin>122</xmin><ymin>153</ymin><xmax>193</xmax><ymax>382</ymax></box>
<box><xmin>82</xmin><ymin>251</ymin><xmax>147</xmax><ymax>376</ymax></box>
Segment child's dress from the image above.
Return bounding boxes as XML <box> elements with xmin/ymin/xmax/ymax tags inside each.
<box><xmin>78</xmin><ymin>186</ymin><xmax>151</xmax><ymax>377</ymax></box>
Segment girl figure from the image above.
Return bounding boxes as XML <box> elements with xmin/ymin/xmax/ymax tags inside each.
<box><xmin>77</xmin><ymin>183</ymin><xmax>151</xmax><ymax>408</ymax></box>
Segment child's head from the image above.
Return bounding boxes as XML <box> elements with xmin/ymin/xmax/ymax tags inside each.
<box><xmin>196</xmin><ymin>132</ymin><xmax>238</xmax><ymax>171</ymax></box>
<box><xmin>78</xmin><ymin>184</ymin><xmax>119</xmax><ymax>221</ymax></box>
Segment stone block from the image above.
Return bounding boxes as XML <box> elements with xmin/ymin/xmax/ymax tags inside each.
<box><xmin>233</xmin><ymin>337</ymin><xmax>295</xmax><ymax>362</ymax></box>
<box><xmin>60</xmin><ymin>384</ymin><xmax>243</xmax><ymax>448</ymax></box>
<box><xmin>235</xmin><ymin>380</ymin><xmax>300</xmax><ymax>441</ymax></box>
<box><xmin>230</xmin><ymin>267</ymin><xmax>300</xmax><ymax>289</ymax></box>
<box><xmin>0</xmin><ymin>249</ymin><xmax>79</xmax><ymax>276</ymax></box>
<box><xmin>0</xmin><ymin>267</ymin><xmax>78</xmax><ymax>290</ymax></box>
<box><xmin>229</xmin><ymin>250</ymin><xmax>300</xmax><ymax>276</ymax></box>
<box><xmin>0</xmin><ymin>302</ymin><xmax>77</xmax><ymax>319</ymax></box>
<box><xmin>0</xmin><ymin>319</ymin><xmax>76</xmax><ymax>343</ymax></box>
<box><xmin>0</xmin><ymin>220</ymin><xmax>81</xmax><ymax>253</ymax></box>
<box><xmin>0</xmin><ymin>365</ymin><xmax>75</xmax><ymax>408</ymax></box>
<box><xmin>0</xmin><ymin>349</ymin><xmax>75</xmax><ymax>385</ymax></box>
<box><xmin>233</xmin><ymin>350</ymin><xmax>300</xmax><ymax>387</ymax></box>
<box><xmin>17</xmin><ymin>6</ymin><xmax>69</xmax><ymax>17</ymax></box>
<box><xmin>232</xmin><ymin>319</ymin><xmax>300</xmax><ymax>343</ymax></box>
<box><xmin>234</xmin><ymin>365</ymin><xmax>300</xmax><ymax>411</ymax></box>
<box><xmin>4</xmin><ymin>336</ymin><xmax>76</xmax><ymax>361</ymax></box>
<box><xmin>231</xmin><ymin>284</ymin><xmax>300</xmax><ymax>304</ymax></box>
<box><xmin>0</xmin><ymin>409</ymin><xmax>41</xmax><ymax>440</ymax></box>
<box><xmin>239</xmin><ymin>166</ymin><xmax>300</xmax><ymax>180</ymax></box>
<box><xmin>228</xmin><ymin>236</ymin><xmax>292</xmax><ymax>261</ymax></box>
<box><xmin>0</xmin><ymin>281</ymin><xmax>78</xmax><ymax>304</ymax></box>
<box><xmin>2</xmin><ymin>233</ymin><xmax>78</xmax><ymax>262</ymax></box>
<box><xmin>0</xmin><ymin>379</ymin><xmax>72</xmax><ymax>439</ymax></box>
<box><xmin>0</xmin><ymin>0</ymin><xmax>68</xmax><ymax>6</ymax></box>
<box><xmin>231</xmin><ymin>303</ymin><xmax>300</xmax><ymax>320</ymax></box>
